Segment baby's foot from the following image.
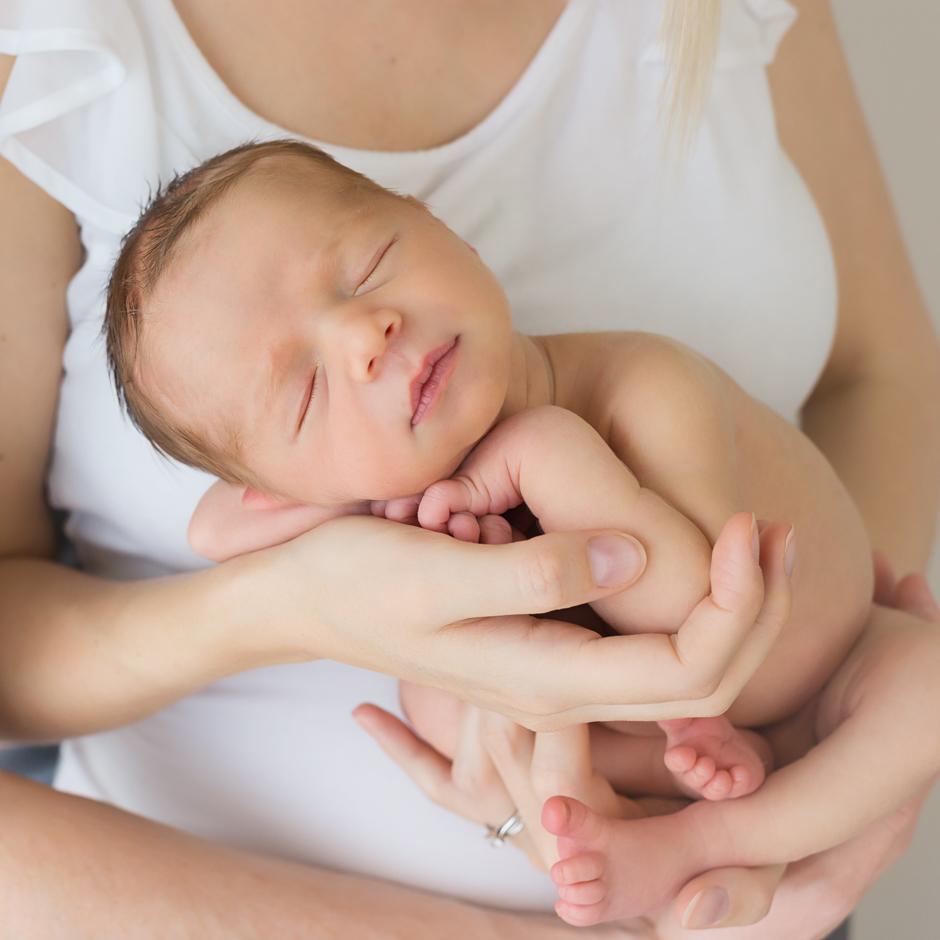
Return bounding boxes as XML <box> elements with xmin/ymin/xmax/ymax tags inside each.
<box><xmin>658</xmin><ymin>717</ymin><xmax>770</xmax><ymax>801</ymax></box>
<box><xmin>543</xmin><ymin>795</ymin><xmax>708</xmax><ymax>925</ymax></box>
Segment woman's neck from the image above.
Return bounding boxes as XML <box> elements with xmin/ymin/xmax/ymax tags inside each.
<box><xmin>497</xmin><ymin>331</ymin><xmax>555</xmax><ymax>422</ymax></box>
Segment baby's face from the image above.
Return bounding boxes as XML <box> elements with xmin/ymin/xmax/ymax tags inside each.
<box><xmin>142</xmin><ymin>168</ymin><xmax>513</xmax><ymax>505</ymax></box>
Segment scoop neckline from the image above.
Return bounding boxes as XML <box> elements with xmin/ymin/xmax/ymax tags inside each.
<box><xmin>153</xmin><ymin>0</ymin><xmax>593</xmax><ymax>171</ymax></box>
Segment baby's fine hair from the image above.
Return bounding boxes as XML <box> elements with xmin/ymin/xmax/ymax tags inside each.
<box><xmin>105</xmin><ymin>139</ymin><xmax>382</xmax><ymax>485</ymax></box>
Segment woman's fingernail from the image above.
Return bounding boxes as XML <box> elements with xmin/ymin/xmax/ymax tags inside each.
<box><xmin>750</xmin><ymin>513</ymin><xmax>760</xmax><ymax>564</ymax></box>
<box><xmin>784</xmin><ymin>526</ymin><xmax>796</xmax><ymax>580</ymax></box>
<box><xmin>588</xmin><ymin>535</ymin><xmax>646</xmax><ymax>587</ymax></box>
<box><xmin>682</xmin><ymin>886</ymin><xmax>730</xmax><ymax>929</ymax></box>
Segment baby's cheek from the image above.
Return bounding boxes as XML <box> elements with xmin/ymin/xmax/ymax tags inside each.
<box><xmin>398</xmin><ymin>680</ymin><xmax>465</xmax><ymax>759</ymax></box>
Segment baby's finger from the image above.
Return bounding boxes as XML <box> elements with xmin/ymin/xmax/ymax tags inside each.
<box><xmin>447</xmin><ymin>512</ymin><xmax>481</xmax><ymax>543</ymax></box>
<box><xmin>380</xmin><ymin>495</ymin><xmax>422</xmax><ymax>527</ymax></box>
<box><xmin>418</xmin><ymin>479</ymin><xmax>477</xmax><ymax>532</ymax></box>
<box><xmin>479</xmin><ymin>514</ymin><xmax>514</xmax><ymax>545</ymax></box>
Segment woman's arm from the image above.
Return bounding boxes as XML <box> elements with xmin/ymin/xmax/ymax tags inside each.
<box><xmin>770</xmin><ymin>0</ymin><xmax>940</xmax><ymax>572</ymax></box>
<box><xmin>0</xmin><ymin>770</ymin><xmax>650</xmax><ymax>940</ymax></box>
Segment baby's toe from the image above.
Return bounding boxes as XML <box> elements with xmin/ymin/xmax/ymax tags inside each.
<box><xmin>726</xmin><ymin>764</ymin><xmax>761</xmax><ymax>798</ymax></box>
<box><xmin>683</xmin><ymin>755</ymin><xmax>717</xmax><ymax>790</ymax></box>
<box><xmin>663</xmin><ymin>744</ymin><xmax>698</xmax><ymax>774</ymax></box>
<box><xmin>701</xmin><ymin>768</ymin><xmax>734</xmax><ymax>801</ymax></box>
<box><xmin>555</xmin><ymin>899</ymin><xmax>607</xmax><ymax>928</ymax></box>
<box><xmin>551</xmin><ymin>852</ymin><xmax>605</xmax><ymax>887</ymax></box>
<box><xmin>557</xmin><ymin>878</ymin><xmax>608</xmax><ymax>906</ymax></box>
<box><xmin>543</xmin><ymin>795</ymin><xmax>606</xmax><ymax>846</ymax></box>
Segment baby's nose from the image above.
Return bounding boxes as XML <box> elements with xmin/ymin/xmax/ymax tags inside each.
<box><xmin>330</xmin><ymin>307</ymin><xmax>401</xmax><ymax>382</ymax></box>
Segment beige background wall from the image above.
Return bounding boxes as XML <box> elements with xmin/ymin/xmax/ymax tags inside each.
<box><xmin>828</xmin><ymin>0</ymin><xmax>940</xmax><ymax>936</ymax></box>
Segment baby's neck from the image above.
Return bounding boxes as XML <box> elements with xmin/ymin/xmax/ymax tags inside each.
<box><xmin>497</xmin><ymin>332</ymin><xmax>555</xmax><ymax>423</ymax></box>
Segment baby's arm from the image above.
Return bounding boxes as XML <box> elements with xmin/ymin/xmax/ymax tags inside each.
<box><xmin>555</xmin><ymin>332</ymin><xmax>875</xmax><ymax>725</ymax></box>
<box><xmin>418</xmin><ymin>405</ymin><xmax>714</xmax><ymax>633</ymax></box>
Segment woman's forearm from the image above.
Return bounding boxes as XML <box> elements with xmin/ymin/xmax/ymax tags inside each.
<box><xmin>0</xmin><ymin>771</ymin><xmax>581</xmax><ymax>940</ymax></box>
<box><xmin>0</xmin><ymin>553</ymin><xmax>316</xmax><ymax>740</ymax></box>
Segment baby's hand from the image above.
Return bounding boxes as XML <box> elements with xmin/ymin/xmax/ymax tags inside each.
<box><xmin>376</xmin><ymin>490</ymin><xmax>517</xmax><ymax>544</ymax></box>
<box><xmin>417</xmin><ymin>478</ymin><xmax>518</xmax><ymax>544</ymax></box>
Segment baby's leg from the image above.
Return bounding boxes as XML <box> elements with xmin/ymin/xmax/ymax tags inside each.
<box><xmin>545</xmin><ymin>606</ymin><xmax>940</xmax><ymax>925</ymax></box>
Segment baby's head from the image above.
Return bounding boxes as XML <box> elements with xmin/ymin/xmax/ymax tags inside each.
<box><xmin>106</xmin><ymin>140</ymin><xmax>513</xmax><ymax>506</ymax></box>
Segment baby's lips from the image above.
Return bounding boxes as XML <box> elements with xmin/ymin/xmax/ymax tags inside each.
<box><xmin>587</xmin><ymin>534</ymin><xmax>646</xmax><ymax>587</ymax></box>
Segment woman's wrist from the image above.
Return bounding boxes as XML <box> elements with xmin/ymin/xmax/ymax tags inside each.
<box><xmin>0</xmin><ymin>550</ymin><xmax>325</xmax><ymax>740</ymax></box>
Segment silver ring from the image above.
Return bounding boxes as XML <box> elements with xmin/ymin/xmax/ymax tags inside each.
<box><xmin>485</xmin><ymin>811</ymin><xmax>525</xmax><ymax>847</ymax></box>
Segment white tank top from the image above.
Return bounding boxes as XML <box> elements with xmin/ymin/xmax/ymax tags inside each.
<box><xmin>0</xmin><ymin>0</ymin><xmax>835</xmax><ymax>910</ymax></box>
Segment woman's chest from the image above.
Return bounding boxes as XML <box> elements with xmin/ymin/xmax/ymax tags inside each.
<box><xmin>169</xmin><ymin>0</ymin><xmax>567</xmax><ymax>150</ymax></box>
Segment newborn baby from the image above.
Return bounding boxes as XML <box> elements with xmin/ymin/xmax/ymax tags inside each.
<box><xmin>104</xmin><ymin>140</ymin><xmax>939</xmax><ymax>925</ymax></box>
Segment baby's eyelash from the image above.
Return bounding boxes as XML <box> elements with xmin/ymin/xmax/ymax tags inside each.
<box><xmin>298</xmin><ymin>367</ymin><xmax>319</xmax><ymax>432</ymax></box>
<box><xmin>355</xmin><ymin>236</ymin><xmax>397</xmax><ymax>294</ymax></box>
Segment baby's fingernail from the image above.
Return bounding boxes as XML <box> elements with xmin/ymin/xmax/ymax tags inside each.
<box><xmin>588</xmin><ymin>535</ymin><xmax>646</xmax><ymax>587</ymax></box>
<box><xmin>750</xmin><ymin>513</ymin><xmax>760</xmax><ymax>564</ymax></box>
<box><xmin>784</xmin><ymin>526</ymin><xmax>796</xmax><ymax>581</ymax></box>
<box><xmin>682</xmin><ymin>886</ymin><xmax>730</xmax><ymax>929</ymax></box>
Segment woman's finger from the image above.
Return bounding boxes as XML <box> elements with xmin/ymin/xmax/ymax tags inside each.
<box><xmin>452</xmin><ymin>708</ymin><xmax>552</xmax><ymax>868</ymax></box>
<box><xmin>894</xmin><ymin>573</ymin><xmax>940</xmax><ymax>623</ymax></box>
<box><xmin>516</xmin><ymin>515</ymin><xmax>792</xmax><ymax>727</ymax></box>
<box><xmin>352</xmin><ymin>703</ymin><xmax>483</xmax><ymax>822</ymax></box>
<box><xmin>657</xmin><ymin>788</ymin><xmax>929</xmax><ymax>939</ymax></box>
<box><xmin>673</xmin><ymin>864</ymin><xmax>785</xmax><ymax>929</ymax></box>
<box><xmin>683</xmin><ymin>519</ymin><xmax>793</xmax><ymax>719</ymax></box>
<box><xmin>478</xmin><ymin>713</ymin><xmax>559</xmax><ymax>867</ymax></box>
<box><xmin>871</xmin><ymin>550</ymin><xmax>897</xmax><ymax>606</ymax></box>
<box><xmin>450</xmin><ymin>706</ymin><xmax>516</xmax><ymax>824</ymax></box>
<box><xmin>299</xmin><ymin>514</ymin><xmax>784</xmax><ymax>728</ymax></box>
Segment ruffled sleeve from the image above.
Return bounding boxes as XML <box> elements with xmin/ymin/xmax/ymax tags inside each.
<box><xmin>0</xmin><ymin>0</ymin><xmax>160</xmax><ymax>235</ymax></box>
<box><xmin>641</xmin><ymin>0</ymin><xmax>797</xmax><ymax>71</ymax></box>
<box><xmin>716</xmin><ymin>0</ymin><xmax>796</xmax><ymax>69</ymax></box>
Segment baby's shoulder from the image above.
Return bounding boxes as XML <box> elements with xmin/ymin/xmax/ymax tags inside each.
<box><xmin>544</xmin><ymin>331</ymin><xmax>726</xmax><ymax>434</ymax></box>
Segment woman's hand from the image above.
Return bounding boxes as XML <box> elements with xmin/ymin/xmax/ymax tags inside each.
<box><xmin>656</xmin><ymin>561</ymin><xmax>940</xmax><ymax>935</ymax></box>
<box><xmin>354</xmin><ymin>693</ymin><xmax>631</xmax><ymax>873</ymax></box>
<box><xmin>255</xmin><ymin>511</ymin><xmax>792</xmax><ymax>730</ymax></box>
<box><xmin>358</xmin><ymin>555</ymin><xmax>939</xmax><ymax>937</ymax></box>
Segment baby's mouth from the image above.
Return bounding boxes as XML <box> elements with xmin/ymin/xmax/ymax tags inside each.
<box><xmin>411</xmin><ymin>338</ymin><xmax>459</xmax><ymax>426</ymax></box>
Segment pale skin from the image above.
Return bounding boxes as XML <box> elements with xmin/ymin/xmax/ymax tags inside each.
<box><xmin>167</xmin><ymin>159</ymin><xmax>938</xmax><ymax>927</ymax></box>
<box><xmin>0</xmin><ymin>0</ymin><xmax>938</xmax><ymax>934</ymax></box>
